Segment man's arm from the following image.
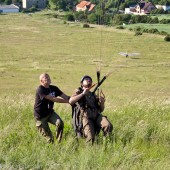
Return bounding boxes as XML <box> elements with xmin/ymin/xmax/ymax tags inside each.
<box><xmin>69</xmin><ymin>93</ymin><xmax>84</xmax><ymax>105</ymax></box>
<box><xmin>45</xmin><ymin>93</ymin><xmax>70</xmax><ymax>103</ymax></box>
<box><xmin>69</xmin><ymin>88</ymin><xmax>90</xmax><ymax>105</ymax></box>
<box><xmin>98</xmin><ymin>96</ymin><xmax>105</xmax><ymax>112</ymax></box>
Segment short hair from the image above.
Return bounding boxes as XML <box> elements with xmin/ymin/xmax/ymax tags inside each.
<box><xmin>39</xmin><ymin>73</ymin><xmax>49</xmax><ymax>81</ymax></box>
<box><xmin>80</xmin><ymin>75</ymin><xmax>92</xmax><ymax>83</ymax></box>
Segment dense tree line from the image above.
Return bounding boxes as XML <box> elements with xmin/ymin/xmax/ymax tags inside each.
<box><xmin>48</xmin><ymin>0</ymin><xmax>170</xmax><ymax>11</ymax></box>
<box><xmin>47</xmin><ymin>0</ymin><xmax>170</xmax><ymax>11</ymax></box>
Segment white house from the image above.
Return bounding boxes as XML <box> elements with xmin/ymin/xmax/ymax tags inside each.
<box><xmin>156</xmin><ymin>5</ymin><xmax>170</xmax><ymax>11</ymax></box>
<box><xmin>125</xmin><ymin>7</ymin><xmax>136</xmax><ymax>14</ymax></box>
<box><xmin>0</xmin><ymin>4</ymin><xmax>19</xmax><ymax>13</ymax></box>
<box><xmin>125</xmin><ymin>1</ymin><xmax>156</xmax><ymax>15</ymax></box>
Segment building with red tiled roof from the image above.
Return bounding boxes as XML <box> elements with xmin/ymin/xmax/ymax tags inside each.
<box><xmin>76</xmin><ymin>1</ymin><xmax>95</xmax><ymax>12</ymax></box>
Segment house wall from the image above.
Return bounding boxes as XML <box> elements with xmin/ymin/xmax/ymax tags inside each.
<box><xmin>0</xmin><ymin>5</ymin><xmax>19</xmax><ymax>13</ymax></box>
<box><xmin>76</xmin><ymin>6</ymin><xmax>86</xmax><ymax>11</ymax></box>
<box><xmin>135</xmin><ymin>3</ymin><xmax>156</xmax><ymax>14</ymax></box>
<box><xmin>22</xmin><ymin>0</ymin><xmax>47</xmax><ymax>9</ymax></box>
<box><xmin>136</xmin><ymin>5</ymin><xmax>141</xmax><ymax>13</ymax></box>
<box><xmin>156</xmin><ymin>5</ymin><xmax>170</xmax><ymax>11</ymax></box>
<box><xmin>0</xmin><ymin>8</ymin><xmax>19</xmax><ymax>12</ymax></box>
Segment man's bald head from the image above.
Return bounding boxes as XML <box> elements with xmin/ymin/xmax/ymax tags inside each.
<box><xmin>39</xmin><ymin>73</ymin><xmax>49</xmax><ymax>81</ymax></box>
<box><xmin>39</xmin><ymin>73</ymin><xmax>51</xmax><ymax>87</ymax></box>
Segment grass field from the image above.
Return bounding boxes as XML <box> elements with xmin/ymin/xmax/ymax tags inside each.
<box><xmin>125</xmin><ymin>23</ymin><xmax>170</xmax><ymax>34</ymax></box>
<box><xmin>0</xmin><ymin>11</ymin><xmax>170</xmax><ymax>169</ymax></box>
<box><xmin>125</xmin><ymin>14</ymin><xmax>170</xmax><ymax>34</ymax></box>
<box><xmin>153</xmin><ymin>14</ymin><xmax>170</xmax><ymax>20</ymax></box>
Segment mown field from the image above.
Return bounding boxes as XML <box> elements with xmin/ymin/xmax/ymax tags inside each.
<box><xmin>0</xmin><ymin>11</ymin><xmax>170</xmax><ymax>169</ymax></box>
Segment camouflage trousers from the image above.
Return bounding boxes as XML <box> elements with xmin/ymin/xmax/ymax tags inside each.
<box><xmin>82</xmin><ymin>114</ymin><xmax>113</xmax><ymax>143</ymax></box>
<box><xmin>36</xmin><ymin>112</ymin><xmax>64</xmax><ymax>143</ymax></box>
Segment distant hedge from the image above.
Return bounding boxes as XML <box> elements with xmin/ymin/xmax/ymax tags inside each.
<box><xmin>164</xmin><ymin>35</ymin><xmax>170</xmax><ymax>41</ymax></box>
<box><xmin>129</xmin><ymin>26</ymin><xmax>168</xmax><ymax>36</ymax></box>
<box><xmin>112</xmin><ymin>14</ymin><xmax>170</xmax><ymax>25</ymax></box>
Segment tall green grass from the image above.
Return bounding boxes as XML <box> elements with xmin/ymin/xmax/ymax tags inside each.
<box><xmin>0</xmin><ymin>11</ymin><xmax>170</xmax><ymax>169</ymax></box>
<box><xmin>0</xmin><ymin>95</ymin><xmax>170</xmax><ymax>169</ymax></box>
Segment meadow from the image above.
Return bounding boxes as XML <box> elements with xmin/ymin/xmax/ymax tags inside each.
<box><xmin>125</xmin><ymin>14</ymin><xmax>170</xmax><ymax>34</ymax></box>
<box><xmin>0</xmin><ymin>11</ymin><xmax>170</xmax><ymax>169</ymax></box>
<box><xmin>125</xmin><ymin>23</ymin><xmax>170</xmax><ymax>34</ymax></box>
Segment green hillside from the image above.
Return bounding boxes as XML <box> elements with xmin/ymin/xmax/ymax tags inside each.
<box><xmin>0</xmin><ymin>12</ymin><xmax>170</xmax><ymax>170</ymax></box>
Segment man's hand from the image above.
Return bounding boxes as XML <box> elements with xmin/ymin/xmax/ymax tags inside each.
<box><xmin>83</xmin><ymin>88</ymin><xmax>90</xmax><ymax>95</ymax></box>
<box><xmin>99</xmin><ymin>96</ymin><xmax>105</xmax><ymax>104</ymax></box>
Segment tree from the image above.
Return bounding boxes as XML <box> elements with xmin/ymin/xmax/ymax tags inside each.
<box><xmin>87</xmin><ymin>13</ymin><xmax>97</xmax><ymax>24</ymax></box>
<box><xmin>74</xmin><ymin>11</ymin><xmax>86</xmax><ymax>22</ymax></box>
<box><xmin>4</xmin><ymin>0</ymin><xmax>12</xmax><ymax>5</ymax></box>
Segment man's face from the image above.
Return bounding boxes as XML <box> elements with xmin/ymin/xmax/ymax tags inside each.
<box><xmin>41</xmin><ymin>74</ymin><xmax>51</xmax><ymax>86</ymax></box>
<box><xmin>82</xmin><ymin>77</ymin><xmax>92</xmax><ymax>88</ymax></box>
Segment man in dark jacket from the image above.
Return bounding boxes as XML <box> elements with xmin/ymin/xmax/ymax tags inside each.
<box><xmin>34</xmin><ymin>73</ymin><xmax>70</xmax><ymax>143</ymax></box>
<box><xmin>69</xmin><ymin>75</ymin><xmax>113</xmax><ymax>144</ymax></box>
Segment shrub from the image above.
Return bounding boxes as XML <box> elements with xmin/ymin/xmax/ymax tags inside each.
<box><xmin>134</xmin><ymin>31</ymin><xmax>142</xmax><ymax>36</ymax></box>
<box><xmin>53</xmin><ymin>14</ymin><xmax>58</xmax><ymax>19</ymax></box>
<box><xmin>159</xmin><ymin>19</ymin><xmax>167</xmax><ymax>24</ymax></box>
<box><xmin>159</xmin><ymin>31</ymin><xmax>168</xmax><ymax>35</ymax></box>
<box><xmin>143</xmin><ymin>28</ymin><xmax>149</xmax><ymax>33</ymax></box>
<box><xmin>74</xmin><ymin>11</ymin><xmax>86</xmax><ymax>22</ymax></box>
<box><xmin>87</xmin><ymin>13</ymin><xmax>97</xmax><ymax>24</ymax></box>
<box><xmin>29</xmin><ymin>6</ymin><xmax>38</xmax><ymax>12</ymax></box>
<box><xmin>116</xmin><ymin>25</ymin><xmax>124</xmax><ymax>29</ymax></box>
<box><xmin>159</xmin><ymin>19</ymin><xmax>170</xmax><ymax>24</ymax></box>
<box><xmin>65</xmin><ymin>13</ymin><xmax>75</xmax><ymax>21</ymax></box>
<box><xmin>82</xmin><ymin>23</ymin><xmax>90</xmax><ymax>28</ymax></box>
<box><xmin>151</xmin><ymin>8</ymin><xmax>166</xmax><ymax>14</ymax></box>
<box><xmin>164</xmin><ymin>35</ymin><xmax>170</xmax><ymax>42</ymax></box>
<box><xmin>148</xmin><ymin>28</ymin><xmax>159</xmax><ymax>34</ymax></box>
<box><xmin>134</xmin><ymin>26</ymin><xmax>142</xmax><ymax>32</ymax></box>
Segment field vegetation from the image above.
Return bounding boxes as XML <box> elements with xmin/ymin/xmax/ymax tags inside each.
<box><xmin>0</xmin><ymin>11</ymin><xmax>170</xmax><ymax>169</ymax></box>
<box><xmin>125</xmin><ymin>23</ymin><xmax>170</xmax><ymax>34</ymax></box>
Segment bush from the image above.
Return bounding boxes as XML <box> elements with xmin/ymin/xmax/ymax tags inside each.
<box><xmin>143</xmin><ymin>28</ymin><xmax>149</xmax><ymax>33</ymax></box>
<box><xmin>82</xmin><ymin>23</ymin><xmax>90</xmax><ymax>28</ymax></box>
<box><xmin>87</xmin><ymin>13</ymin><xmax>97</xmax><ymax>24</ymax></box>
<box><xmin>116</xmin><ymin>25</ymin><xmax>124</xmax><ymax>29</ymax></box>
<box><xmin>134</xmin><ymin>26</ymin><xmax>142</xmax><ymax>32</ymax></box>
<box><xmin>159</xmin><ymin>31</ymin><xmax>168</xmax><ymax>35</ymax></box>
<box><xmin>53</xmin><ymin>14</ymin><xmax>58</xmax><ymax>19</ymax></box>
<box><xmin>148</xmin><ymin>28</ymin><xmax>159</xmax><ymax>34</ymax></box>
<box><xmin>134</xmin><ymin>31</ymin><xmax>142</xmax><ymax>36</ymax></box>
<box><xmin>151</xmin><ymin>8</ymin><xmax>167</xmax><ymax>14</ymax></box>
<box><xmin>74</xmin><ymin>11</ymin><xmax>86</xmax><ymax>22</ymax></box>
<box><xmin>29</xmin><ymin>6</ymin><xmax>38</xmax><ymax>12</ymax></box>
<box><xmin>65</xmin><ymin>13</ymin><xmax>75</xmax><ymax>21</ymax></box>
<box><xmin>164</xmin><ymin>35</ymin><xmax>170</xmax><ymax>42</ymax></box>
<box><xmin>159</xmin><ymin>19</ymin><xmax>170</xmax><ymax>24</ymax></box>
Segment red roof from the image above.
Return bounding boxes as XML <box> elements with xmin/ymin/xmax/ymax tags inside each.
<box><xmin>76</xmin><ymin>1</ymin><xmax>95</xmax><ymax>11</ymax></box>
<box><xmin>89</xmin><ymin>4</ymin><xmax>95</xmax><ymax>11</ymax></box>
<box><xmin>76</xmin><ymin>1</ymin><xmax>91</xmax><ymax>8</ymax></box>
